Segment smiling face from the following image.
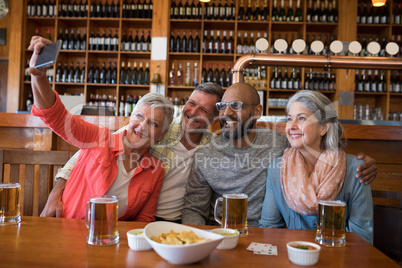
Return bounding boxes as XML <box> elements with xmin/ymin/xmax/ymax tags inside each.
<box><xmin>286</xmin><ymin>101</ymin><xmax>328</xmax><ymax>155</ymax></box>
<box><xmin>218</xmin><ymin>85</ymin><xmax>261</xmax><ymax>142</ymax></box>
<box><xmin>126</xmin><ymin>104</ymin><xmax>166</xmax><ymax>150</ymax></box>
<box><xmin>181</xmin><ymin>90</ymin><xmax>218</xmax><ymax>133</ymax></box>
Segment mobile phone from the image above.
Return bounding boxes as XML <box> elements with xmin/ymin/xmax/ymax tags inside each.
<box><xmin>34</xmin><ymin>40</ymin><xmax>62</xmax><ymax>69</ymax></box>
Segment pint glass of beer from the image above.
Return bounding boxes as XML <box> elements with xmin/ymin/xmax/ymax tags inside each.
<box><xmin>85</xmin><ymin>195</ymin><xmax>119</xmax><ymax>246</ymax></box>
<box><xmin>214</xmin><ymin>193</ymin><xmax>248</xmax><ymax>236</ymax></box>
<box><xmin>0</xmin><ymin>183</ymin><xmax>21</xmax><ymax>225</ymax></box>
<box><xmin>315</xmin><ymin>200</ymin><xmax>346</xmax><ymax>247</ymax></box>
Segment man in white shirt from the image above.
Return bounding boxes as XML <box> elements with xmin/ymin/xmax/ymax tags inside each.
<box><xmin>40</xmin><ymin>83</ymin><xmax>224</xmax><ymax>222</ymax></box>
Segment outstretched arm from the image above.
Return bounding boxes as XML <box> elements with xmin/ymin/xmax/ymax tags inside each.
<box><xmin>355</xmin><ymin>153</ymin><xmax>377</xmax><ymax>185</ymax></box>
<box><xmin>27</xmin><ymin>36</ymin><xmax>56</xmax><ymax>109</ymax></box>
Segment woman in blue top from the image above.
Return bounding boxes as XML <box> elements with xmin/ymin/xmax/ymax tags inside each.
<box><xmin>258</xmin><ymin>90</ymin><xmax>373</xmax><ymax>244</ymax></box>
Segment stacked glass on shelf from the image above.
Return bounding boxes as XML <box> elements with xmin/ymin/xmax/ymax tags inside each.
<box><xmin>270</xmin><ymin>67</ymin><xmax>302</xmax><ymax>90</ymax></box>
<box><xmin>122</xmin><ymin>0</ymin><xmax>153</xmax><ymax>18</ymax></box>
<box><xmin>304</xmin><ymin>71</ymin><xmax>336</xmax><ymax>91</ymax></box>
<box><xmin>56</xmin><ymin>61</ymin><xmax>86</xmax><ymax>83</ymax></box>
<box><xmin>119</xmin><ymin>95</ymin><xmax>139</xmax><ymax>117</ymax></box>
<box><xmin>355</xmin><ymin>69</ymin><xmax>386</xmax><ymax>93</ymax></box>
<box><xmin>357</xmin><ymin>0</ymin><xmax>388</xmax><ymax>24</ymax></box>
<box><xmin>353</xmin><ymin>104</ymin><xmax>384</xmax><ymax>120</ymax></box>
<box><xmin>170</xmin><ymin>0</ymin><xmax>203</xmax><ymax>20</ymax></box>
<box><xmin>27</xmin><ymin>0</ymin><xmax>57</xmax><ymax>17</ymax></box>
<box><xmin>268</xmin><ymin>98</ymin><xmax>288</xmax><ymax>107</ymax></box>
<box><xmin>270</xmin><ymin>0</ymin><xmax>303</xmax><ymax>22</ymax></box>
<box><xmin>170</xmin><ymin>31</ymin><xmax>201</xmax><ymax>53</ymax></box>
<box><xmin>60</xmin><ymin>29</ymin><xmax>87</xmax><ymax>51</ymax></box>
<box><xmin>388</xmin><ymin>112</ymin><xmax>402</xmax><ymax>121</ymax></box>
<box><xmin>89</xmin><ymin>0</ymin><xmax>120</xmax><ymax>18</ymax></box>
<box><xmin>305</xmin><ymin>0</ymin><xmax>338</xmax><ymax>23</ymax></box>
<box><xmin>88</xmin><ymin>93</ymin><xmax>117</xmax><ymax>108</ymax></box>
<box><xmin>119</xmin><ymin>62</ymin><xmax>150</xmax><ymax>85</ymax></box>
<box><xmin>120</xmin><ymin>30</ymin><xmax>151</xmax><ymax>52</ymax></box>
<box><xmin>87</xmin><ymin>61</ymin><xmax>118</xmax><ymax>84</ymax></box>
<box><xmin>238</xmin><ymin>0</ymin><xmax>271</xmax><ymax>21</ymax></box>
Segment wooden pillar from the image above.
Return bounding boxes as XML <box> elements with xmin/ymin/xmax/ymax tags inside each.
<box><xmin>150</xmin><ymin>0</ymin><xmax>169</xmax><ymax>95</ymax></box>
<box><xmin>336</xmin><ymin>0</ymin><xmax>358</xmax><ymax>119</ymax></box>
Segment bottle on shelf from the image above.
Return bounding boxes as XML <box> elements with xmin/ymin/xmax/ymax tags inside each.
<box><xmin>201</xmin><ymin>63</ymin><xmax>207</xmax><ymax>84</ymax></box>
<box><xmin>137</xmin><ymin>62</ymin><xmax>144</xmax><ymax>84</ymax></box>
<box><xmin>208</xmin><ymin>30</ymin><xmax>214</xmax><ymax>53</ymax></box>
<box><xmin>278</xmin><ymin>0</ymin><xmax>286</xmax><ymax>21</ymax></box>
<box><xmin>306</xmin><ymin>0</ymin><xmax>313</xmax><ymax>22</ymax></box>
<box><xmin>185</xmin><ymin>62</ymin><xmax>191</xmax><ymax>86</ymax></box>
<box><xmin>181</xmin><ymin>31</ymin><xmax>187</xmax><ymax>53</ymax></box>
<box><xmin>213</xmin><ymin>64</ymin><xmax>220</xmax><ymax>84</ymax></box>
<box><xmin>177</xmin><ymin>62</ymin><xmax>184</xmax><ymax>86</ymax></box>
<box><xmin>207</xmin><ymin>64</ymin><xmax>213</xmax><ymax>83</ymax></box>
<box><xmin>228</xmin><ymin>31</ymin><xmax>234</xmax><ymax>54</ymax></box>
<box><xmin>242</xmin><ymin>32</ymin><xmax>249</xmax><ymax>54</ymax></box>
<box><xmin>175</xmin><ymin>32</ymin><xmax>181</xmax><ymax>53</ymax></box>
<box><xmin>220</xmin><ymin>64</ymin><xmax>227</xmax><ymax>87</ymax></box>
<box><xmin>254</xmin><ymin>0</ymin><xmax>261</xmax><ymax>21</ymax></box>
<box><xmin>295</xmin><ymin>0</ymin><xmax>302</xmax><ymax>21</ymax></box>
<box><xmin>188</xmin><ymin>31</ymin><xmax>193</xmax><ymax>53</ymax></box>
<box><xmin>194</xmin><ymin>31</ymin><xmax>200</xmax><ymax>53</ymax></box>
<box><xmin>245</xmin><ymin>0</ymin><xmax>253</xmax><ymax>21</ymax></box>
<box><xmin>131</xmin><ymin>62</ymin><xmax>138</xmax><ymax>84</ymax></box>
<box><xmin>193</xmin><ymin>62</ymin><xmax>199</xmax><ymax>86</ymax></box>
<box><xmin>169</xmin><ymin>63</ymin><xmax>176</xmax><ymax>86</ymax></box>
<box><xmin>238</xmin><ymin>0</ymin><xmax>245</xmax><ymax>21</ymax></box>
<box><xmin>221</xmin><ymin>31</ymin><xmax>227</xmax><ymax>54</ymax></box>
<box><xmin>215</xmin><ymin>30</ymin><xmax>221</xmax><ymax>54</ymax></box>
<box><xmin>287</xmin><ymin>0</ymin><xmax>294</xmax><ymax>21</ymax></box>
<box><xmin>272</xmin><ymin>0</ymin><xmax>279</xmax><ymax>21</ymax></box>
<box><xmin>226</xmin><ymin>65</ymin><xmax>232</xmax><ymax>86</ymax></box>
<box><xmin>261</xmin><ymin>0</ymin><xmax>269</xmax><ymax>21</ymax></box>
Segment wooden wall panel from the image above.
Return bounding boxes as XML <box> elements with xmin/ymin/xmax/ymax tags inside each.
<box><xmin>0</xmin><ymin>60</ymin><xmax>8</xmax><ymax>112</ymax></box>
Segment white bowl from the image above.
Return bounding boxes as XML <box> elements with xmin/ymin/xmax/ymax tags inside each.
<box><xmin>144</xmin><ymin>222</ymin><xmax>224</xmax><ymax>265</ymax></box>
<box><xmin>127</xmin><ymin>229</ymin><xmax>152</xmax><ymax>251</ymax></box>
<box><xmin>210</xmin><ymin>228</ymin><xmax>239</xmax><ymax>250</ymax></box>
<box><xmin>287</xmin><ymin>241</ymin><xmax>321</xmax><ymax>266</ymax></box>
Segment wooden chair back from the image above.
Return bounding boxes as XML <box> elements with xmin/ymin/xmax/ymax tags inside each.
<box><xmin>372</xmin><ymin>190</ymin><xmax>402</xmax><ymax>265</ymax></box>
<box><xmin>0</xmin><ymin>150</ymin><xmax>71</xmax><ymax>216</ymax></box>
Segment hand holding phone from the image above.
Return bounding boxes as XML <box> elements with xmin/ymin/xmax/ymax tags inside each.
<box><xmin>34</xmin><ymin>40</ymin><xmax>62</xmax><ymax>69</ymax></box>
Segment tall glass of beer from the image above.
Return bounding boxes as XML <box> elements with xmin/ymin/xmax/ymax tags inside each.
<box><xmin>315</xmin><ymin>200</ymin><xmax>346</xmax><ymax>247</ymax></box>
<box><xmin>214</xmin><ymin>193</ymin><xmax>248</xmax><ymax>236</ymax></box>
<box><xmin>85</xmin><ymin>195</ymin><xmax>119</xmax><ymax>246</ymax></box>
<box><xmin>0</xmin><ymin>183</ymin><xmax>21</xmax><ymax>225</ymax></box>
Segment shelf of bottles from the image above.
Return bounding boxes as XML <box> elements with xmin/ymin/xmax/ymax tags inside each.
<box><xmin>353</xmin><ymin>0</ymin><xmax>402</xmax><ymax>121</ymax></box>
<box><xmin>167</xmin><ymin>0</ymin><xmax>341</xmax><ymax>115</ymax></box>
<box><xmin>23</xmin><ymin>0</ymin><xmax>153</xmax><ymax>115</ymax></box>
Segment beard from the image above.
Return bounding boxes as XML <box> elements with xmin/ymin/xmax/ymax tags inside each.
<box><xmin>219</xmin><ymin>112</ymin><xmax>255</xmax><ymax>141</ymax></box>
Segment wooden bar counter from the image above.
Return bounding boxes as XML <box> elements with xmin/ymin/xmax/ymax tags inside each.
<box><xmin>0</xmin><ymin>216</ymin><xmax>399</xmax><ymax>268</ymax></box>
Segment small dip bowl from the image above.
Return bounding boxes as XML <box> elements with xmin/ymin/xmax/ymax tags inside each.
<box><xmin>127</xmin><ymin>229</ymin><xmax>152</xmax><ymax>251</ymax></box>
<box><xmin>287</xmin><ymin>241</ymin><xmax>321</xmax><ymax>266</ymax></box>
<box><xmin>210</xmin><ymin>228</ymin><xmax>239</xmax><ymax>250</ymax></box>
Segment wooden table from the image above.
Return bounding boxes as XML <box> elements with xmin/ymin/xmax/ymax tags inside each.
<box><xmin>0</xmin><ymin>216</ymin><xmax>398</xmax><ymax>268</ymax></box>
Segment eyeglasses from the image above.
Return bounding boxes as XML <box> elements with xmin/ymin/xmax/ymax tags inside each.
<box><xmin>216</xmin><ymin>101</ymin><xmax>256</xmax><ymax>111</ymax></box>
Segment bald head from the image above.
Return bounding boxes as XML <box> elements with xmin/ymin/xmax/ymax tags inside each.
<box><xmin>224</xmin><ymin>83</ymin><xmax>260</xmax><ymax>105</ymax></box>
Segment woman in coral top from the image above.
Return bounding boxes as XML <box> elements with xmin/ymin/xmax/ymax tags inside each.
<box><xmin>258</xmin><ymin>90</ymin><xmax>373</xmax><ymax>244</ymax></box>
<box><xmin>28</xmin><ymin>36</ymin><xmax>174</xmax><ymax>222</ymax></box>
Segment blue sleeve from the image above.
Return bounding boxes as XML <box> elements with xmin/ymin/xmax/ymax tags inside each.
<box><xmin>346</xmin><ymin>156</ymin><xmax>374</xmax><ymax>244</ymax></box>
<box><xmin>258</xmin><ymin>161</ymin><xmax>286</xmax><ymax>228</ymax></box>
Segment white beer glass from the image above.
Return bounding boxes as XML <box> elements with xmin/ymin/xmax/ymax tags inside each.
<box><xmin>85</xmin><ymin>195</ymin><xmax>119</xmax><ymax>246</ymax></box>
<box><xmin>315</xmin><ymin>200</ymin><xmax>346</xmax><ymax>247</ymax></box>
<box><xmin>0</xmin><ymin>183</ymin><xmax>21</xmax><ymax>225</ymax></box>
<box><xmin>214</xmin><ymin>193</ymin><xmax>248</xmax><ymax>237</ymax></box>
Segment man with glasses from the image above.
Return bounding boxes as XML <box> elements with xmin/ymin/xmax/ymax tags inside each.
<box><xmin>40</xmin><ymin>83</ymin><xmax>224</xmax><ymax>223</ymax></box>
<box><xmin>182</xmin><ymin>82</ymin><xmax>378</xmax><ymax>227</ymax></box>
